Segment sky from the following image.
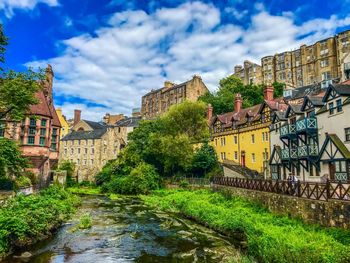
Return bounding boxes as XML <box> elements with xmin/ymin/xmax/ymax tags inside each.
<box><xmin>1</xmin><ymin>0</ymin><xmax>350</xmax><ymax>121</ymax></box>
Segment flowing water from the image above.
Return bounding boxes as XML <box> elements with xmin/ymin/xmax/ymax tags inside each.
<box><xmin>3</xmin><ymin>195</ymin><xmax>242</xmax><ymax>263</ymax></box>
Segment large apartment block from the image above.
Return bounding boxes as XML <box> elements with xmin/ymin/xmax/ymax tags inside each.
<box><xmin>234</xmin><ymin>29</ymin><xmax>350</xmax><ymax>89</ymax></box>
<box><xmin>233</xmin><ymin>60</ymin><xmax>263</xmax><ymax>85</ymax></box>
<box><xmin>141</xmin><ymin>75</ymin><xmax>208</xmax><ymax>119</ymax></box>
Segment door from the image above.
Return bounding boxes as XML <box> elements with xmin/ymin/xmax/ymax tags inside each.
<box><xmin>329</xmin><ymin>162</ymin><xmax>335</xmax><ymax>180</ymax></box>
<box><xmin>241</xmin><ymin>152</ymin><xmax>246</xmax><ymax>167</ymax></box>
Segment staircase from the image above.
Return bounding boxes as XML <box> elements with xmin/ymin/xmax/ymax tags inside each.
<box><xmin>222</xmin><ymin>160</ymin><xmax>263</xmax><ymax>179</ymax></box>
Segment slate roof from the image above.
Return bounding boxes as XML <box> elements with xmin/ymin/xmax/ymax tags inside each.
<box><xmin>84</xmin><ymin>120</ymin><xmax>106</xmax><ymax>130</ymax></box>
<box><xmin>61</xmin><ymin>120</ymin><xmax>107</xmax><ymax>141</ymax></box>
<box><xmin>284</xmin><ymin>83</ymin><xmax>323</xmax><ymax>100</ymax></box>
<box><xmin>115</xmin><ymin>116</ymin><xmax>141</xmax><ymax>127</ymax></box>
<box><xmin>318</xmin><ymin>134</ymin><xmax>350</xmax><ymax>160</ymax></box>
<box><xmin>332</xmin><ymin>84</ymin><xmax>350</xmax><ymax>95</ymax></box>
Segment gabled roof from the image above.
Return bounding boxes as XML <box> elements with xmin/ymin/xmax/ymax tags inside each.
<box><xmin>285</xmin><ymin>104</ymin><xmax>303</xmax><ymax>117</ymax></box>
<box><xmin>272</xmin><ymin>111</ymin><xmax>287</xmax><ymax>123</ymax></box>
<box><xmin>323</xmin><ymin>84</ymin><xmax>350</xmax><ymax>102</ymax></box>
<box><xmin>84</xmin><ymin>120</ymin><xmax>106</xmax><ymax>130</ymax></box>
<box><xmin>269</xmin><ymin>145</ymin><xmax>282</xmax><ymax>165</ymax></box>
<box><xmin>300</xmin><ymin>92</ymin><xmax>325</xmax><ymax>111</ymax></box>
<box><xmin>318</xmin><ymin>134</ymin><xmax>350</xmax><ymax>160</ymax></box>
<box><xmin>62</xmin><ymin>120</ymin><xmax>107</xmax><ymax>141</ymax></box>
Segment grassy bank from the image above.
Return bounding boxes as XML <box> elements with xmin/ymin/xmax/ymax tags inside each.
<box><xmin>0</xmin><ymin>186</ymin><xmax>80</xmax><ymax>258</ymax></box>
<box><xmin>142</xmin><ymin>189</ymin><xmax>350</xmax><ymax>263</ymax></box>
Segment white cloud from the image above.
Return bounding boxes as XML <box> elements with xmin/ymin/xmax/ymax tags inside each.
<box><xmin>26</xmin><ymin>1</ymin><xmax>350</xmax><ymax>120</ymax></box>
<box><xmin>0</xmin><ymin>0</ymin><xmax>58</xmax><ymax>18</ymax></box>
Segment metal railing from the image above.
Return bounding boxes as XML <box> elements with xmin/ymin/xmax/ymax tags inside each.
<box><xmin>296</xmin><ymin>118</ymin><xmax>317</xmax><ymax>133</ymax></box>
<box><xmin>211</xmin><ymin>177</ymin><xmax>350</xmax><ymax>201</ymax></box>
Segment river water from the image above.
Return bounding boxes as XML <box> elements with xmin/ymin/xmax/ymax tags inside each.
<box><xmin>4</xmin><ymin>195</ymin><xmax>242</xmax><ymax>263</ymax></box>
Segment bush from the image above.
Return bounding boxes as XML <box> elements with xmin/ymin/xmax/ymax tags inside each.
<box><xmin>14</xmin><ymin>175</ymin><xmax>32</xmax><ymax>188</ymax></box>
<box><xmin>0</xmin><ymin>185</ymin><xmax>80</xmax><ymax>258</ymax></box>
<box><xmin>106</xmin><ymin>162</ymin><xmax>161</xmax><ymax>195</ymax></box>
<box><xmin>57</xmin><ymin>161</ymin><xmax>76</xmax><ymax>187</ymax></box>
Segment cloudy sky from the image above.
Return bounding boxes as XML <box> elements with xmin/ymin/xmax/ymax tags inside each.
<box><xmin>1</xmin><ymin>0</ymin><xmax>350</xmax><ymax>120</ymax></box>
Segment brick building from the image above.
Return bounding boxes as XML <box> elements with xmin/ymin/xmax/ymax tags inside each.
<box><xmin>0</xmin><ymin>65</ymin><xmax>61</xmax><ymax>183</ymax></box>
<box><xmin>141</xmin><ymin>75</ymin><xmax>208</xmax><ymax>119</ymax></box>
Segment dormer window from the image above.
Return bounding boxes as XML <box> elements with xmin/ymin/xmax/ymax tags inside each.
<box><xmin>336</xmin><ymin>99</ymin><xmax>343</xmax><ymax>113</ymax></box>
<box><xmin>328</xmin><ymin>102</ymin><xmax>335</xmax><ymax>115</ymax></box>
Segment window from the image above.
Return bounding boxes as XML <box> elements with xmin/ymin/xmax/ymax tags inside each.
<box><xmin>39</xmin><ymin>137</ymin><xmax>45</xmax><ymax>146</ymax></box>
<box><xmin>251</xmin><ymin>134</ymin><xmax>255</xmax><ymax>144</ymax></box>
<box><xmin>221</xmin><ymin>152</ymin><xmax>226</xmax><ymax>160</ymax></box>
<box><xmin>41</xmin><ymin>119</ymin><xmax>47</xmax><ymax>127</ymax></box>
<box><xmin>234</xmin><ymin>151</ymin><xmax>238</xmax><ymax>160</ymax></box>
<box><xmin>78</xmin><ymin>148</ymin><xmax>81</xmax><ymax>154</ymax></box>
<box><xmin>83</xmin><ymin>159</ymin><xmax>87</xmax><ymax>165</ymax></box>
<box><xmin>320</xmin><ymin>59</ymin><xmax>329</xmax><ymax>68</ymax></box>
<box><xmin>85</xmin><ymin>148</ymin><xmax>88</xmax><ymax>154</ymax></box>
<box><xmin>91</xmin><ymin>159</ymin><xmax>94</xmax><ymax>165</ymax></box>
<box><xmin>329</xmin><ymin>102</ymin><xmax>335</xmax><ymax>115</ymax></box>
<box><xmin>345</xmin><ymin>128</ymin><xmax>350</xmax><ymax>141</ymax></box>
<box><xmin>322</xmin><ymin>72</ymin><xmax>331</xmax><ymax>81</ymax></box>
<box><xmin>335</xmin><ymin>161</ymin><xmax>347</xmax><ymax>173</ymax></box>
<box><xmin>28</xmin><ymin>136</ymin><xmax>35</xmax><ymax>145</ymax></box>
<box><xmin>336</xmin><ymin>99</ymin><xmax>343</xmax><ymax>113</ymax></box>
<box><xmin>215</xmin><ymin>138</ymin><xmax>218</xmax><ymax>146</ymax></box>
<box><xmin>234</xmin><ymin>136</ymin><xmax>237</xmax><ymax>144</ymax></box>
<box><xmin>91</xmin><ymin>148</ymin><xmax>94</xmax><ymax>154</ymax></box>
<box><xmin>30</xmin><ymin>118</ymin><xmax>36</xmax><ymax>126</ymax></box>
<box><xmin>252</xmin><ymin>153</ymin><xmax>256</xmax><ymax>163</ymax></box>
<box><xmin>71</xmin><ymin>148</ymin><xmax>74</xmax><ymax>155</ymax></box>
<box><xmin>29</xmin><ymin>127</ymin><xmax>36</xmax><ymax>135</ymax></box>
<box><xmin>51</xmin><ymin>128</ymin><xmax>58</xmax><ymax>150</ymax></box>
<box><xmin>0</xmin><ymin>122</ymin><xmax>4</xmax><ymax>137</ymax></box>
<box><xmin>64</xmin><ymin>148</ymin><xmax>67</xmax><ymax>155</ymax></box>
<box><xmin>220</xmin><ymin>137</ymin><xmax>226</xmax><ymax>146</ymax></box>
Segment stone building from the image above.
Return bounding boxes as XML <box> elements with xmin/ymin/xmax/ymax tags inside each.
<box><xmin>141</xmin><ymin>75</ymin><xmax>208</xmax><ymax>119</ymax></box>
<box><xmin>260</xmin><ymin>29</ymin><xmax>350</xmax><ymax>88</ymax></box>
<box><xmin>60</xmin><ymin>115</ymin><xmax>141</xmax><ymax>182</ymax></box>
<box><xmin>233</xmin><ymin>60</ymin><xmax>263</xmax><ymax>85</ymax></box>
<box><xmin>0</xmin><ymin>65</ymin><xmax>61</xmax><ymax>183</ymax></box>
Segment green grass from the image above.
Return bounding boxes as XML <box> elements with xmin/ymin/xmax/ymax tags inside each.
<box><xmin>67</xmin><ymin>186</ymin><xmax>102</xmax><ymax>195</ymax></box>
<box><xmin>0</xmin><ymin>185</ymin><xmax>80</xmax><ymax>258</ymax></box>
<box><xmin>142</xmin><ymin>189</ymin><xmax>350</xmax><ymax>263</ymax></box>
<box><xmin>78</xmin><ymin>214</ymin><xmax>92</xmax><ymax>229</ymax></box>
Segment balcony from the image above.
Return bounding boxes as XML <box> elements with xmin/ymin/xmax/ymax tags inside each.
<box><xmin>297</xmin><ymin>145</ymin><xmax>319</xmax><ymax>159</ymax></box>
<box><xmin>280</xmin><ymin>124</ymin><xmax>296</xmax><ymax>139</ymax></box>
<box><xmin>296</xmin><ymin>117</ymin><xmax>318</xmax><ymax>134</ymax></box>
<box><xmin>281</xmin><ymin>148</ymin><xmax>298</xmax><ymax>160</ymax></box>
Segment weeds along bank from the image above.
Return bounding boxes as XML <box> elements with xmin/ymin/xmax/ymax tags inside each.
<box><xmin>142</xmin><ymin>189</ymin><xmax>350</xmax><ymax>263</ymax></box>
<box><xmin>0</xmin><ymin>186</ymin><xmax>80</xmax><ymax>259</ymax></box>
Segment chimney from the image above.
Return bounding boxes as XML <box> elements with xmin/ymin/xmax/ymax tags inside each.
<box><xmin>207</xmin><ymin>104</ymin><xmax>213</xmax><ymax>124</ymax></box>
<box><xmin>264</xmin><ymin>86</ymin><xmax>274</xmax><ymax>101</ymax></box>
<box><xmin>74</xmin><ymin>109</ymin><xmax>81</xmax><ymax>126</ymax></box>
<box><xmin>164</xmin><ymin>81</ymin><xmax>175</xmax><ymax>89</ymax></box>
<box><xmin>43</xmin><ymin>64</ymin><xmax>54</xmax><ymax>100</ymax></box>
<box><xmin>234</xmin><ymin>94</ymin><xmax>242</xmax><ymax>113</ymax></box>
<box><xmin>103</xmin><ymin>113</ymin><xmax>110</xmax><ymax>124</ymax></box>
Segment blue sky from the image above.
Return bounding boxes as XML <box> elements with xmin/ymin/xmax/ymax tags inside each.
<box><xmin>1</xmin><ymin>0</ymin><xmax>350</xmax><ymax>120</ymax></box>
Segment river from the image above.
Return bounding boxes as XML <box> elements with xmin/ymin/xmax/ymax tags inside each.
<box><xmin>3</xmin><ymin>195</ymin><xmax>243</xmax><ymax>263</ymax></box>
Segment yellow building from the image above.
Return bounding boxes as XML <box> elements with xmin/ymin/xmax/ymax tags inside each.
<box><xmin>209</xmin><ymin>87</ymin><xmax>287</xmax><ymax>175</ymax></box>
<box><xmin>56</xmin><ymin>108</ymin><xmax>69</xmax><ymax>139</ymax></box>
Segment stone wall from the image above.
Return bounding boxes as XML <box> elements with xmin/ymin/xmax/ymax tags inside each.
<box><xmin>213</xmin><ymin>184</ymin><xmax>350</xmax><ymax>229</ymax></box>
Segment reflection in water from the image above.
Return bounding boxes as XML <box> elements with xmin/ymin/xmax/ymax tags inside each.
<box><xmin>4</xmin><ymin>196</ymin><xmax>241</xmax><ymax>263</ymax></box>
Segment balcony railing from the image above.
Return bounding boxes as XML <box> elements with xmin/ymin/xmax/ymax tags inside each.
<box><xmin>297</xmin><ymin>145</ymin><xmax>318</xmax><ymax>158</ymax></box>
<box><xmin>280</xmin><ymin>124</ymin><xmax>296</xmax><ymax>139</ymax></box>
<box><xmin>281</xmin><ymin>149</ymin><xmax>289</xmax><ymax>160</ymax></box>
<box><xmin>281</xmin><ymin>148</ymin><xmax>298</xmax><ymax>160</ymax></box>
<box><xmin>296</xmin><ymin>118</ymin><xmax>317</xmax><ymax>133</ymax></box>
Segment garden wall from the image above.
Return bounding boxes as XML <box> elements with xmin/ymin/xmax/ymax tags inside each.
<box><xmin>213</xmin><ymin>184</ymin><xmax>350</xmax><ymax>229</ymax></box>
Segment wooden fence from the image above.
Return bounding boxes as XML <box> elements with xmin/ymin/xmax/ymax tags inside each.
<box><xmin>211</xmin><ymin>177</ymin><xmax>350</xmax><ymax>201</ymax></box>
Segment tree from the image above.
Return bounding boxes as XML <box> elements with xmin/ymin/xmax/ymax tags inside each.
<box><xmin>0</xmin><ymin>24</ymin><xmax>8</xmax><ymax>67</ymax></box>
<box><xmin>0</xmin><ymin>138</ymin><xmax>28</xmax><ymax>178</ymax></box>
<box><xmin>191</xmin><ymin>142</ymin><xmax>219</xmax><ymax>177</ymax></box>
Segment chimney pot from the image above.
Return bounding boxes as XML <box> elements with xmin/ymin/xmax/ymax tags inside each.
<box><xmin>74</xmin><ymin>109</ymin><xmax>81</xmax><ymax>126</ymax></box>
<box><xmin>207</xmin><ymin>104</ymin><xmax>213</xmax><ymax>124</ymax></box>
<box><xmin>234</xmin><ymin>93</ymin><xmax>242</xmax><ymax>113</ymax></box>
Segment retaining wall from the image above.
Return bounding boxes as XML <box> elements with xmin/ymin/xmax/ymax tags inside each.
<box><xmin>213</xmin><ymin>184</ymin><xmax>350</xmax><ymax>229</ymax></box>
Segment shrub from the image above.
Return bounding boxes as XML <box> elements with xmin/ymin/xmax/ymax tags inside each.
<box><xmin>57</xmin><ymin>161</ymin><xmax>76</xmax><ymax>187</ymax></box>
<box><xmin>0</xmin><ymin>185</ymin><xmax>79</xmax><ymax>258</ymax></box>
<box><xmin>14</xmin><ymin>175</ymin><xmax>32</xmax><ymax>188</ymax></box>
<box><xmin>106</xmin><ymin>162</ymin><xmax>161</xmax><ymax>195</ymax></box>
<box><xmin>78</xmin><ymin>214</ymin><xmax>92</xmax><ymax>229</ymax></box>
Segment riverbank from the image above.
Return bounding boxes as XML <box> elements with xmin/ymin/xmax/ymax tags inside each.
<box><xmin>142</xmin><ymin>189</ymin><xmax>350</xmax><ymax>263</ymax></box>
<box><xmin>0</xmin><ymin>186</ymin><xmax>80</xmax><ymax>259</ymax></box>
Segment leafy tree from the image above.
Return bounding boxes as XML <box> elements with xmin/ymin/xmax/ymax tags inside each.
<box><xmin>58</xmin><ymin>160</ymin><xmax>76</xmax><ymax>186</ymax></box>
<box><xmin>0</xmin><ymin>24</ymin><xmax>8</xmax><ymax>67</ymax></box>
<box><xmin>0</xmin><ymin>138</ymin><xmax>28</xmax><ymax>178</ymax></box>
<box><xmin>191</xmin><ymin>142</ymin><xmax>219</xmax><ymax>177</ymax></box>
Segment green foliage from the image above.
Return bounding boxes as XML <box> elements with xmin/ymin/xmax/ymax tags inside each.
<box><xmin>199</xmin><ymin>75</ymin><xmax>286</xmax><ymax>115</ymax></box>
<box><xmin>68</xmin><ymin>186</ymin><xmax>101</xmax><ymax>195</ymax></box>
<box><xmin>105</xmin><ymin>162</ymin><xmax>161</xmax><ymax>195</ymax></box>
<box><xmin>0</xmin><ymin>186</ymin><xmax>79</xmax><ymax>257</ymax></box>
<box><xmin>143</xmin><ymin>189</ymin><xmax>350</xmax><ymax>263</ymax></box>
<box><xmin>191</xmin><ymin>142</ymin><xmax>219</xmax><ymax>177</ymax></box>
<box><xmin>14</xmin><ymin>176</ymin><xmax>32</xmax><ymax>188</ymax></box>
<box><xmin>0</xmin><ymin>24</ymin><xmax>8</xmax><ymax>66</ymax></box>
<box><xmin>78</xmin><ymin>214</ymin><xmax>92</xmax><ymax>229</ymax></box>
<box><xmin>0</xmin><ymin>138</ymin><xmax>28</xmax><ymax>181</ymax></box>
<box><xmin>57</xmin><ymin>160</ymin><xmax>76</xmax><ymax>186</ymax></box>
